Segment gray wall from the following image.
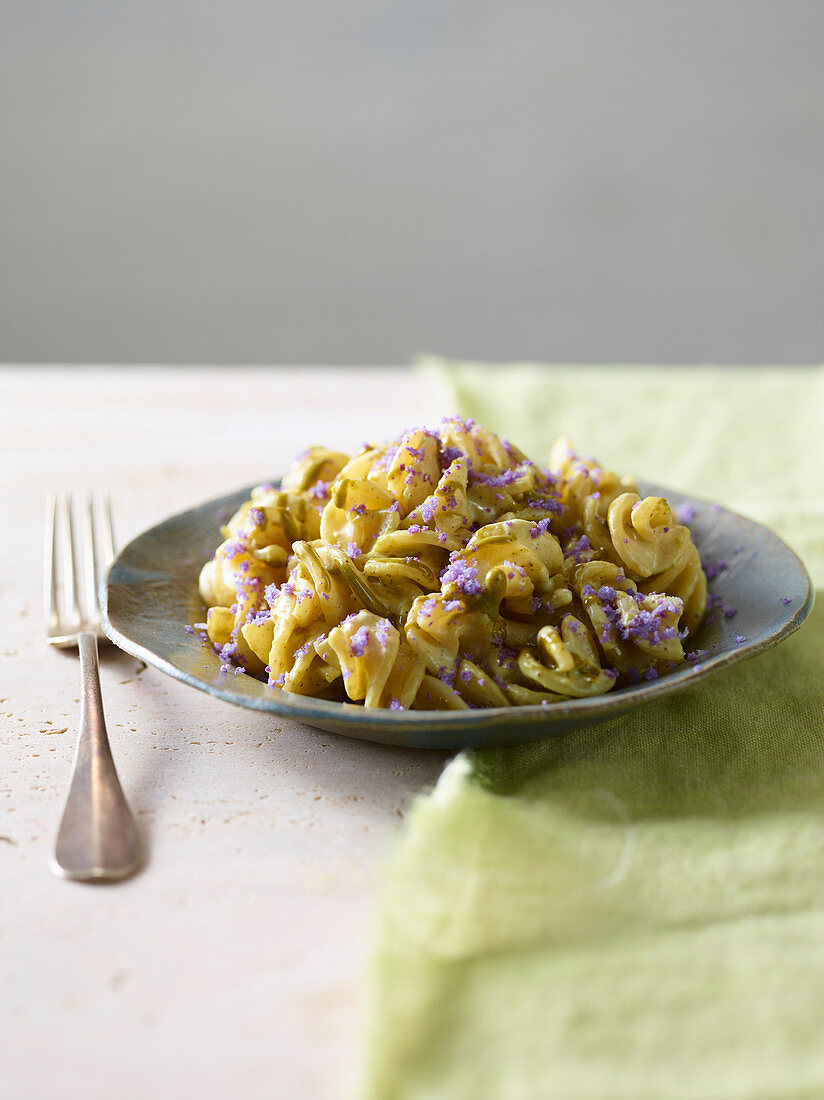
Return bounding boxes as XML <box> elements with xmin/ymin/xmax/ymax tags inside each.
<box><xmin>1</xmin><ymin>1</ymin><xmax>822</xmax><ymax>365</ymax></box>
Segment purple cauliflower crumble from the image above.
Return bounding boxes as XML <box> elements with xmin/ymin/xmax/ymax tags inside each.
<box><xmin>420</xmin><ymin>497</ymin><xmax>439</xmax><ymax>523</ymax></box>
<box><xmin>564</xmin><ymin>534</ymin><xmax>592</xmax><ymax>563</ymax></box>
<box><xmin>530</xmin><ymin>517</ymin><xmax>552</xmax><ymax>539</ymax></box>
<box><xmin>595</xmin><ymin>585</ymin><xmax>682</xmax><ymax>647</ymax></box>
<box><xmin>528</xmin><ymin>497</ymin><xmax>563</xmax><ymax>515</ymax></box>
<box><xmin>375</xmin><ymin>618</ymin><xmax>393</xmax><ymax>647</ymax></box>
<box><xmin>440</xmin><ymin>558</ymin><xmax>482</xmax><ymax>596</ymax></box>
<box><xmin>309</xmin><ymin>480</ymin><xmax>330</xmax><ymax>500</ymax></box>
<box><xmin>703</xmin><ymin>558</ymin><xmax>728</xmax><ymax>582</ymax></box>
<box><xmin>472</xmin><ymin>467</ymin><xmax>522</xmax><ymax>488</ymax></box>
<box><xmin>440</xmin><ymin>445</ymin><xmax>465</xmax><ymax>465</ymax></box>
<box><xmin>214</xmin><ymin>641</ymin><xmax>237</xmax><ymax>662</ymax></box>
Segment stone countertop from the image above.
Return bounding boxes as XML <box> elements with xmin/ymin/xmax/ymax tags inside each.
<box><xmin>0</xmin><ymin>366</ymin><xmax>452</xmax><ymax>1100</ymax></box>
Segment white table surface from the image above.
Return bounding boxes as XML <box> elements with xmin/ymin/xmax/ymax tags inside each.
<box><xmin>0</xmin><ymin>365</ymin><xmax>454</xmax><ymax>1100</ymax></box>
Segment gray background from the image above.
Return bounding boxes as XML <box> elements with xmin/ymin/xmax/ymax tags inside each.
<box><xmin>1</xmin><ymin>1</ymin><xmax>822</xmax><ymax>365</ymax></box>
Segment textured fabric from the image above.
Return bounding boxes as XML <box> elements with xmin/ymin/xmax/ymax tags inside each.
<box><xmin>360</xmin><ymin>362</ymin><xmax>824</xmax><ymax>1100</ymax></box>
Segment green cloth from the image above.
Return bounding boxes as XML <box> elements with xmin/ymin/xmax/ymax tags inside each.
<box><xmin>360</xmin><ymin>362</ymin><xmax>824</xmax><ymax>1100</ymax></box>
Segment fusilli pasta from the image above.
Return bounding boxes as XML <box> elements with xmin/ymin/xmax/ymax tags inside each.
<box><xmin>195</xmin><ymin>418</ymin><xmax>707</xmax><ymax>709</ymax></box>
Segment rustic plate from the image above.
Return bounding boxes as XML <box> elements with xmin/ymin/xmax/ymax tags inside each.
<box><xmin>101</xmin><ymin>483</ymin><xmax>814</xmax><ymax>750</ymax></box>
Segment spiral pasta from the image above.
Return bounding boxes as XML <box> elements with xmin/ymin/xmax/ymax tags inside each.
<box><xmin>194</xmin><ymin>417</ymin><xmax>708</xmax><ymax>709</ymax></box>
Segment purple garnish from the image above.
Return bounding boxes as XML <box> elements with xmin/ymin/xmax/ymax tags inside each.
<box><xmin>214</xmin><ymin>641</ymin><xmax>237</xmax><ymax>662</ymax></box>
<box><xmin>527</xmin><ymin>498</ymin><xmax>563</xmax><ymax>515</ymax></box>
<box><xmin>265</xmin><ymin>580</ymin><xmax>294</xmax><ymax>605</ymax></box>
<box><xmin>440</xmin><ymin>558</ymin><xmax>482</xmax><ymax>596</ymax></box>
<box><xmin>440</xmin><ymin>445</ymin><xmax>465</xmax><ymax>465</ymax></box>
<box><xmin>375</xmin><ymin>619</ymin><xmax>393</xmax><ymax>647</ymax></box>
<box><xmin>594</xmin><ymin>585</ymin><xmax>682</xmax><ymax>647</ymax></box>
<box><xmin>441</xmin><ymin>415</ymin><xmax>475</xmax><ymax>432</ymax></box>
<box><xmin>703</xmin><ymin>558</ymin><xmax>728</xmax><ymax>582</ymax></box>
<box><xmin>420</xmin><ymin>596</ymin><xmax>437</xmax><ymax>618</ymax></box>
<box><xmin>563</xmin><ymin>534</ymin><xmax>592</xmax><ymax>563</ymax></box>
<box><xmin>471</xmin><ymin>467</ymin><xmax>522</xmax><ymax>488</ymax></box>
<box><xmin>420</xmin><ymin>497</ymin><xmax>439</xmax><ymax>523</ymax></box>
<box><xmin>309</xmin><ymin>480</ymin><xmax>330</xmax><ymax>500</ymax></box>
<box><xmin>350</xmin><ymin>626</ymin><xmax>370</xmax><ymax>658</ymax></box>
<box><xmin>705</xmin><ymin>593</ymin><xmax>737</xmax><ymax>623</ymax></box>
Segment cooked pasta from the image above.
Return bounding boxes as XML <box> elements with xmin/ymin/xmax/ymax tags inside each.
<box><xmin>194</xmin><ymin>418</ymin><xmax>707</xmax><ymax>709</ymax></box>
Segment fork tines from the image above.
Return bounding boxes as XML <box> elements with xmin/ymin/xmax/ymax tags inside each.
<box><xmin>45</xmin><ymin>493</ymin><xmax>115</xmax><ymax>646</ymax></box>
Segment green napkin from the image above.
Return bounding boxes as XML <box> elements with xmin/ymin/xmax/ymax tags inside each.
<box><xmin>360</xmin><ymin>362</ymin><xmax>824</xmax><ymax>1100</ymax></box>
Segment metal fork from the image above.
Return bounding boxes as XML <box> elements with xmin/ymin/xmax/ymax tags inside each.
<box><xmin>45</xmin><ymin>493</ymin><xmax>141</xmax><ymax>882</ymax></box>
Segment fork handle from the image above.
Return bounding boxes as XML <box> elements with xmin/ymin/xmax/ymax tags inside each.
<box><xmin>52</xmin><ymin>631</ymin><xmax>142</xmax><ymax>881</ymax></box>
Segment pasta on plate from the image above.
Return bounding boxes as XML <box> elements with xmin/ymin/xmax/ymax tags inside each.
<box><xmin>195</xmin><ymin>418</ymin><xmax>707</xmax><ymax>711</ymax></box>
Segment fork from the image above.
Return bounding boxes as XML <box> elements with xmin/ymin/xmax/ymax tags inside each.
<box><xmin>45</xmin><ymin>493</ymin><xmax>141</xmax><ymax>882</ymax></box>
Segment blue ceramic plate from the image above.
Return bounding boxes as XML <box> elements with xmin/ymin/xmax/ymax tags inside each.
<box><xmin>101</xmin><ymin>483</ymin><xmax>814</xmax><ymax>750</ymax></box>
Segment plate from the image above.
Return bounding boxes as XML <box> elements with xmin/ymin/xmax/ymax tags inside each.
<box><xmin>101</xmin><ymin>483</ymin><xmax>814</xmax><ymax>750</ymax></box>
